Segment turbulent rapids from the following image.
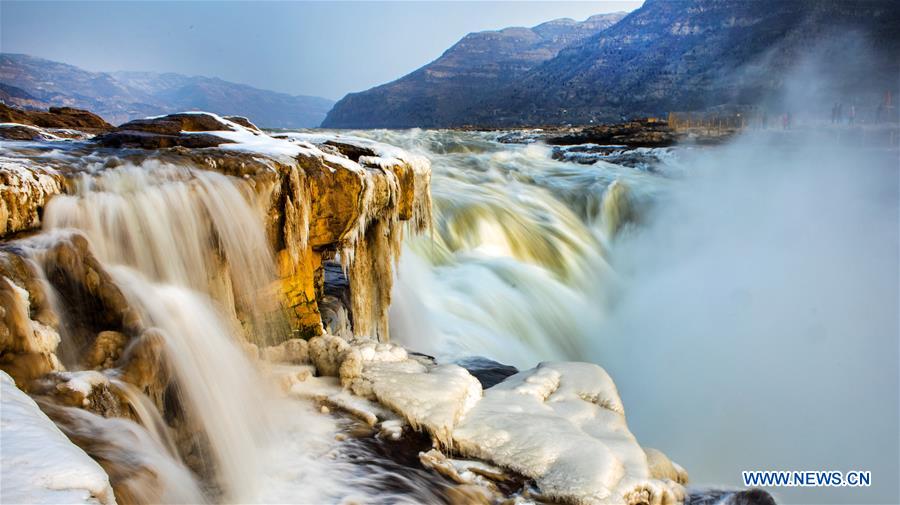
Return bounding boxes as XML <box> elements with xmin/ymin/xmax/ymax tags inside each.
<box><xmin>1</xmin><ymin>112</ymin><xmax>896</xmax><ymax>505</ymax></box>
<box><xmin>362</xmin><ymin>129</ymin><xmax>667</xmax><ymax>367</ymax></box>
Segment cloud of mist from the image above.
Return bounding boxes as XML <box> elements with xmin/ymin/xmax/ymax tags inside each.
<box><xmin>594</xmin><ymin>41</ymin><xmax>899</xmax><ymax>504</ymax></box>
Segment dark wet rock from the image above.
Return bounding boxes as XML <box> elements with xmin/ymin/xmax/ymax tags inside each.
<box><xmin>551</xmin><ymin>143</ymin><xmax>676</xmax><ymax>171</ymax></box>
<box><xmin>687</xmin><ymin>488</ymin><xmax>777</xmax><ymax>505</ymax></box>
<box><xmin>0</xmin><ymin>103</ymin><xmax>113</xmax><ymax>133</ymax></box>
<box><xmin>456</xmin><ymin>357</ymin><xmax>518</xmax><ymax>389</ymax></box>
<box><xmin>223</xmin><ymin>115</ymin><xmax>260</xmax><ymax>132</ymax></box>
<box><xmin>0</xmin><ymin>123</ymin><xmax>57</xmax><ymax>141</ymax></box>
<box><xmin>544</xmin><ymin>119</ymin><xmax>676</xmax><ymax>147</ymax></box>
<box><xmin>323</xmin><ymin>140</ymin><xmax>377</xmax><ymax>162</ymax></box>
<box><xmin>495</xmin><ymin>130</ymin><xmax>546</xmax><ymax>144</ymax></box>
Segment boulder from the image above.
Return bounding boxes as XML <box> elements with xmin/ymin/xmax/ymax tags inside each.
<box><xmin>94</xmin><ymin>112</ymin><xmax>247</xmax><ymax>149</ymax></box>
<box><xmin>0</xmin><ymin>103</ymin><xmax>112</xmax><ymax>133</ymax></box>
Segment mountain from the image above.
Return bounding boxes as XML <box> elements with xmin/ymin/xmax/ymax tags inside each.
<box><xmin>0</xmin><ymin>54</ymin><xmax>334</xmax><ymax>127</ymax></box>
<box><xmin>321</xmin><ymin>13</ymin><xmax>626</xmax><ymax>128</ymax></box>
<box><xmin>324</xmin><ymin>0</ymin><xmax>900</xmax><ymax>128</ymax></box>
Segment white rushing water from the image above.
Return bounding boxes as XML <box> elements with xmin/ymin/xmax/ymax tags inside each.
<box><xmin>348</xmin><ymin>128</ymin><xmax>898</xmax><ymax>504</ymax></box>
<box><xmin>36</xmin><ymin>160</ymin><xmax>410</xmax><ymax>504</ymax></box>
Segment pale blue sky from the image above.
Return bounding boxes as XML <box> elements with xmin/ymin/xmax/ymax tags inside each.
<box><xmin>0</xmin><ymin>1</ymin><xmax>641</xmax><ymax>100</ymax></box>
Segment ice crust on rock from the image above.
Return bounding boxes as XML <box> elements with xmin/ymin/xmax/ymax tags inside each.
<box><xmin>452</xmin><ymin>361</ymin><xmax>686</xmax><ymax>505</ymax></box>
<box><xmin>0</xmin><ymin>371</ymin><xmax>116</xmax><ymax>505</ymax></box>
<box><xmin>300</xmin><ymin>333</ymin><xmax>686</xmax><ymax>504</ymax></box>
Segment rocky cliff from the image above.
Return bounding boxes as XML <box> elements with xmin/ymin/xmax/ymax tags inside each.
<box><xmin>0</xmin><ymin>54</ymin><xmax>334</xmax><ymax>127</ymax></box>
<box><xmin>321</xmin><ymin>13</ymin><xmax>625</xmax><ymax>128</ymax></box>
<box><xmin>324</xmin><ymin>0</ymin><xmax>900</xmax><ymax>128</ymax></box>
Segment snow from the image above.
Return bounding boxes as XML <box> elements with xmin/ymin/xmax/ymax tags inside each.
<box><xmin>451</xmin><ymin>362</ymin><xmax>686</xmax><ymax>505</ymax></box>
<box><xmin>0</xmin><ymin>123</ymin><xmax>63</xmax><ymax>141</ymax></box>
<box><xmin>273</xmin><ymin>364</ymin><xmax>400</xmax><ymax>428</ymax></box>
<box><xmin>302</xmin><ymin>335</ymin><xmax>680</xmax><ymax>504</ymax></box>
<box><xmin>277</xmin><ymin>132</ymin><xmax>430</xmax><ymax>176</ymax></box>
<box><xmin>56</xmin><ymin>371</ymin><xmax>110</xmax><ymax>400</ymax></box>
<box><xmin>0</xmin><ymin>371</ymin><xmax>116</xmax><ymax>505</ymax></box>
<box><xmin>347</xmin><ymin>360</ymin><xmax>482</xmax><ymax>448</ymax></box>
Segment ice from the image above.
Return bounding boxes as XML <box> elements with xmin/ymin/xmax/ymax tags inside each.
<box><xmin>0</xmin><ymin>371</ymin><xmax>116</xmax><ymax>505</ymax></box>
<box><xmin>452</xmin><ymin>362</ymin><xmax>686</xmax><ymax>505</ymax></box>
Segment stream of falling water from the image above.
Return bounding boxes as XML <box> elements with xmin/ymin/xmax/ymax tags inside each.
<box><xmin>33</xmin><ymin>159</ymin><xmax>441</xmax><ymax>504</ymax></box>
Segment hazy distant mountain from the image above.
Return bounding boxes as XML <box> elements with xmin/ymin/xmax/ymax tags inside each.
<box><xmin>0</xmin><ymin>54</ymin><xmax>334</xmax><ymax>127</ymax></box>
<box><xmin>324</xmin><ymin>0</ymin><xmax>900</xmax><ymax>128</ymax></box>
<box><xmin>321</xmin><ymin>13</ymin><xmax>626</xmax><ymax>128</ymax></box>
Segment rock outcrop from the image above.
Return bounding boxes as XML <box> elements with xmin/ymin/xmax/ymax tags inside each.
<box><xmin>0</xmin><ymin>112</ymin><xmax>431</xmax><ymax>344</ymax></box>
<box><xmin>0</xmin><ymin>103</ymin><xmax>112</xmax><ymax>133</ymax></box>
<box><xmin>285</xmin><ymin>334</ymin><xmax>688</xmax><ymax>505</ymax></box>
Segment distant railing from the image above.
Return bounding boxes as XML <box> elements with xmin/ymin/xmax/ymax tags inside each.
<box><xmin>667</xmin><ymin>111</ymin><xmax>753</xmax><ymax>132</ymax></box>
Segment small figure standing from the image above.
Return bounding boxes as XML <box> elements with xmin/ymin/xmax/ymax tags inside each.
<box><xmin>849</xmin><ymin>105</ymin><xmax>856</xmax><ymax>125</ymax></box>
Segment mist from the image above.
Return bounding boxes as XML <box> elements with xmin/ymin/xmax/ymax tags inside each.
<box><xmin>595</xmin><ymin>123</ymin><xmax>898</xmax><ymax>502</ymax></box>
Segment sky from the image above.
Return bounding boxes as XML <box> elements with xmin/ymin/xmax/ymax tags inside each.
<box><xmin>0</xmin><ymin>1</ymin><xmax>641</xmax><ymax>101</ymax></box>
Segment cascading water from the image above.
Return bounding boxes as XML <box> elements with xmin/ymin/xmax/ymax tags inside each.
<box><xmin>356</xmin><ymin>128</ymin><xmax>897</xmax><ymax>504</ymax></box>
<box><xmin>28</xmin><ymin>158</ymin><xmax>427</xmax><ymax>504</ymax></box>
<box><xmin>35</xmin><ymin>162</ymin><xmax>281</xmax><ymax>502</ymax></box>
<box><xmin>344</xmin><ymin>129</ymin><xmax>659</xmax><ymax>368</ymax></box>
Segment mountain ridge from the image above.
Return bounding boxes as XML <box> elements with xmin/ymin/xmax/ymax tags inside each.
<box><xmin>324</xmin><ymin>0</ymin><xmax>900</xmax><ymax>128</ymax></box>
<box><xmin>321</xmin><ymin>12</ymin><xmax>626</xmax><ymax>128</ymax></box>
<box><xmin>0</xmin><ymin>54</ymin><xmax>334</xmax><ymax>128</ymax></box>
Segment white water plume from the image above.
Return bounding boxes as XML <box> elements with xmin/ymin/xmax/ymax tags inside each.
<box><xmin>595</xmin><ymin>132</ymin><xmax>899</xmax><ymax>504</ymax></box>
<box><xmin>32</xmin><ymin>159</ymin><xmax>385</xmax><ymax>503</ymax></box>
<box><xmin>109</xmin><ymin>267</ymin><xmax>273</xmax><ymax>503</ymax></box>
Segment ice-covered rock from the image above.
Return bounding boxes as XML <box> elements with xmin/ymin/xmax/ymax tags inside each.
<box><xmin>0</xmin><ymin>370</ymin><xmax>116</xmax><ymax>505</ymax></box>
<box><xmin>452</xmin><ymin>362</ymin><xmax>687</xmax><ymax>505</ymax></box>
<box><xmin>0</xmin><ymin>159</ymin><xmax>64</xmax><ymax>236</ymax></box>
<box><xmin>301</xmin><ymin>335</ymin><xmax>684</xmax><ymax>504</ymax></box>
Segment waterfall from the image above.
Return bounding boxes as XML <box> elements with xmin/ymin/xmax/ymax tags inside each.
<box><xmin>369</xmin><ymin>128</ymin><xmax>898</xmax><ymax>503</ymax></box>
<box><xmin>25</xmin><ymin>160</ymin><xmax>358</xmax><ymax>503</ymax></box>
<box><xmin>43</xmin><ymin>162</ymin><xmax>285</xmax><ymax>348</ymax></box>
<box><xmin>345</xmin><ymin>129</ymin><xmax>645</xmax><ymax>368</ymax></box>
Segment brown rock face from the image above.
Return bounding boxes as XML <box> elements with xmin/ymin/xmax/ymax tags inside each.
<box><xmin>0</xmin><ymin>103</ymin><xmax>113</xmax><ymax>133</ymax></box>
